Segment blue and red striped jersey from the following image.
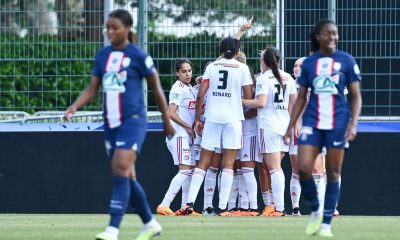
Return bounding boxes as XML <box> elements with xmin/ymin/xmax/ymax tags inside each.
<box><xmin>298</xmin><ymin>50</ymin><xmax>361</xmax><ymax>130</ymax></box>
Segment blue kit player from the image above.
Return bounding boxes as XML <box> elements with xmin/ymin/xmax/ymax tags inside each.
<box><xmin>64</xmin><ymin>9</ymin><xmax>175</xmax><ymax>240</ymax></box>
<box><xmin>284</xmin><ymin>19</ymin><xmax>362</xmax><ymax>237</ymax></box>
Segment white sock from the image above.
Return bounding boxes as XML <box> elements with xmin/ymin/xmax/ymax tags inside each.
<box><xmin>227</xmin><ymin>172</ymin><xmax>238</xmax><ymax>210</ymax></box>
<box><xmin>203</xmin><ymin>167</ymin><xmax>218</xmax><ymax>209</ymax></box>
<box><xmin>320</xmin><ymin>223</ymin><xmax>331</xmax><ymax>230</ymax></box>
<box><xmin>186</xmin><ymin>168</ymin><xmax>206</xmax><ymax>204</ymax></box>
<box><xmin>237</xmin><ymin>169</ymin><xmax>249</xmax><ymax>209</ymax></box>
<box><xmin>105</xmin><ymin>226</ymin><xmax>119</xmax><ymax>237</ymax></box>
<box><xmin>219</xmin><ymin>168</ymin><xmax>234</xmax><ymax>210</ymax></box>
<box><xmin>314</xmin><ymin>173</ymin><xmax>326</xmax><ymax>213</ymax></box>
<box><xmin>270</xmin><ymin>169</ymin><xmax>285</xmax><ymax>212</ymax></box>
<box><xmin>181</xmin><ymin>170</ymin><xmax>193</xmax><ymax>208</ymax></box>
<box><xmin>290</xmin><ymin>174</ymin><xmax>301</xmax><ymax>208</ymax></box>
<box><xmin>242</xmin><ymin>167</ymin><xmax>258</xmax><ymax>210</ymax></box>
<box><xmin>262</xmin><ymin>190</ymin><xmax>273</xmax><ymax>206</ymax></box>
<box><xmin>336</xmin><ymin>174</ymin><xmax>341</xmax><ymax>209</ymax></box>
<box><xmin>160</xmin><ymin>170</ymin><xmax>191</xmax><ymax>207</ymax></box>
<box><xmin>144</xmin><ymin>217</ymin><xmax>161</xmax><ymax>231</ymax></box>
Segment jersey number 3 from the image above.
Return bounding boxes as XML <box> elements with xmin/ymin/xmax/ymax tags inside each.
<box><xmin>218</xmin><ymin>70</ymin><xmax>228</xmax><ymax>89</ymax></box>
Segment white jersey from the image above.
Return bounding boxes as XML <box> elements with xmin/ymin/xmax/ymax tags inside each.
<box><xmin>203</xmin><ymin>58</ymin><xmax>253</xmax><ymax>123</ymax></box>
<box><xmin>168</xmin><ymin>81</ymin><xmax>196</xmax><ymax>138</ymax></box>
<box><xmin>256</xmin><ymin>69</ymin><xmax>297</xmax><ymax>135</ymax></box>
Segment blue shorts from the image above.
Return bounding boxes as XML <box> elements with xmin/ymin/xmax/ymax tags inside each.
<box><xmin>104</xmin><ymin>116</ymin><xmax>147</xmax><ymax>159</ymax></box>
<box><xmin>298</xmin><ymin>126</ymin><xmax>347</xmax><ymax>149</ymax></box>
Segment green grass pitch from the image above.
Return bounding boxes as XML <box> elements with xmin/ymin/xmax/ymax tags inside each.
<box><xmin>1</xmin><ymin>214</ymin><xmax>399</xmax><ymax>240</ymax></box>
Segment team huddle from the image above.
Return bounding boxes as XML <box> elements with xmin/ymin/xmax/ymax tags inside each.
<box><xmin>66</xmin><ymin>9</ymin><xmax>362</xmax><ymax>240</ymax></box>
<box><xmin>157</xmin><ymin>19</ymin><xmax>362</xmax><ymax>238</ymax></box>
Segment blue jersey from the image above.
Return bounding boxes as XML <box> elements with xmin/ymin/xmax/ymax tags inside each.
<box><xmin>298</xmin><ymin>50</ymin><xmax>361</xmax><ymax>130</ymax></box>
<box><xmin>92</xmin><ymin>44</ymin><xmax>155</xmax><ymax>128</ymax></box>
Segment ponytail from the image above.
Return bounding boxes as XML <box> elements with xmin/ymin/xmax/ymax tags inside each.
<box><xmin>263</xmin><ymin>46</ymin><xmax>283</xmax><ymax>86</ymax></box>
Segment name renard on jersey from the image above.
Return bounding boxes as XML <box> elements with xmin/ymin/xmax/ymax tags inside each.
<box><xmin>212</xmin><ymin>91</ymin><xmax>232</xmax><ymax>97</ymax></box>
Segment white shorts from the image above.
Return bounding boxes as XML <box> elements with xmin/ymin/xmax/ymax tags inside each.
<box><xmin>166</xmin><ymin>136</ymin><xmax>195</xmax><ymax>166</ymax></box>
<box><xmin>240</xmin><ymin>134</ymin><xmax>262</xmax><ymax>163</ymax></box>
<box><xmin>201</xmin><ymin>120</ymin><xmax>243</xmax><ymax>151</ymax></box>
<box><xmin>289</xmin><ymin>144</ymin><xmax>298</xmax><ymax>155</ymax></box>
<box><xmin>258</xmin><ymin>129</ymin><xmax>289</xmax><ymax>154</ymax></box>
<box><xmin>192</xmin><ymin>135</ymin><xmax>202</xmax><ymax>161</ymax></box>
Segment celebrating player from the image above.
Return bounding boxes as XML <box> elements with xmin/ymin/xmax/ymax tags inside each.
<box><xmin>64</xmin><ymin>9</ymin><xmax>174</xmax><ymax>240</ymax></box>
<box><xmin>181</xmin><ymin>36</ymin><xmax>253</xmax><ymax>216</ymax></box>
<box><xmin>156</xmin><ymin>59</ymin><xmax>200</xmax><ymax>216</ymax></box>
<box><xmin>284</xmin><ymin>19</ymin><xmax>362</xmax><ymax>237</ymax></box>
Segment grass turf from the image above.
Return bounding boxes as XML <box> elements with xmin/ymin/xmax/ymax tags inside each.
<box><xmin>0</xmin><ymin>214</ymin><xmax>399</xmax><ymax>240</ymax></box>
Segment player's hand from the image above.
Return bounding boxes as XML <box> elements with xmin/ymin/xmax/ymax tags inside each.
<box><xmin>64</xmin><ymin>106</ymin><xmax>77</xmax><ymax>122</ymax></box>
<box><xmin>186</xmin><ymin>127</ymin><xmax>195</xmax><ymax>145</ymax></box>
<box><xmin>283</xmin><ymin>128</ymin><xmax>292</xmax><ymax>145</ymax></box>
<box><xmin>294</xmin><ymin>123</ymin><xmax>301</xmax><ymax>138</ymax></box>
<box><xmin>194</xmin><ymin>120</ymin><xmax>204</xmax><ymax>136</ymax></box>
<box><xmin>240</xmin><ymin>17</ymin><xmax>254</xmax><ymax>32</ymax></box>
<box><xmin>345</xmin><ymin>123</ymin><xmax>357</xmax><ymax>142</ymax></box>
<box><xmin>164</xmin><ymin>121</ymin><xmax>175</xmax><ymax>140</ymax></box>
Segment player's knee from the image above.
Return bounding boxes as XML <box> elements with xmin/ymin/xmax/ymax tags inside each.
<box><xmin>326</xmin><ymin>169</ymin><xmax>340</xmax><ymax>182</ymax></box>
<box><xmin>298</xmin><ymin>168</ymin><xmax>312</xmax><ymax>180</ymax></box>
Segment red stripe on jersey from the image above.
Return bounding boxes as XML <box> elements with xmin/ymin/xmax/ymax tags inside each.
<box><xmin>105</xmin><ymin>53</ymin><xmax>112</xmax><ymax>72</ymax></box>
<box><xmin>202</xmin><ymin>79</ymin><xmax>210</xmax><ymax>85</ymax></box>
<box><xmin>315</xmin><ymin>59</ymin><xmax>320</xmax><ymax>75</ymax></box>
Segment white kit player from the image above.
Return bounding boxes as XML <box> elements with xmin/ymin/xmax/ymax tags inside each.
<box><xmin>180</xmin><ymin>37</ymin><xmax>253</xmax><ymax>216</ymax></box>
<box><xmin>157</xmin><ymin>59</ymin><xmax>201</xmax><ymax>216</ymax></box>
<box><xmin>243</xmin><ymin>46</ymin><xmax>297</xmax><ymax>216</ymax></box>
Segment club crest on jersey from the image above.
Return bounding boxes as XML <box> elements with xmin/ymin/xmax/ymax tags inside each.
<box><xmin>256</xmin><ymin>84</ymin><xmax>262</xmax><ymax>91</ymax></box>
<box><xmin>122</xmin><ymin>57</ymin><xmax>131</xmax><ymax>67</ymax></box>
<box><xmin>312</xmin><ymin>75</ymin><xmax>339</xmax><ymax>95</ymax></box>
<box><xmin>102</xmin><ymin>70</ymin><xmax>127</xmax><ymax>92</ymax></box>
<box><xmin>171</xmin><ymin>93</ymin><xmax>179</xmax><ymax>100</ymax></box>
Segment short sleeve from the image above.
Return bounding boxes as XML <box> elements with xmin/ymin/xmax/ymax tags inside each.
<box><xmin>297</xmin><ymin>61</ymin><xmax>309</xmax><ymax>88</ymax></box>
<box><xmin>169</xmin><ymin>84</ymin><xmax>181</xmax><ymax>105</ymax></box>
<box><xmin>137</xmin><ymin>50</ymin><xmax>156</xmax><ymax>78</ymax></box>
<box><xmin>255</xmin><ymin>75</ymin><xmax>268</xmax><ymax>96</ymax></box>
<box><xmin>91</xmin><ymin>52</ymin><xmax>102</xmax><ymax>78</ymax></box>
<box><xmin>287</xmin><ymin>78</ymin><xmax>297</xmax><ymax>95</ymax></box>
<box><xmin>346</xmin><ymin>55</ymin><xmax>362</xmax><ymax>84</ymax></box>
<box><xmin>242</xmin><ymin>65</ymin><xmax>253</xmax><ymax>86</ymax></box>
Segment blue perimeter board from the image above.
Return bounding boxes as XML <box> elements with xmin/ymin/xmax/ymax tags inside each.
<box><xmin>0</xmin><ymin>122</ymin><xmax>399</xmax><ymax>132</ymax></box>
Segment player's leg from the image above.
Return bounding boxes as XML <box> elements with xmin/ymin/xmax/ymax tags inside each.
<box><xmin>181</xmin><ymin>120</ymin><xmax>220</xmax><ymax>213</ymax></box>
<box><xmin>216</xmin><ymin>120</ymin><xmax>242</xmax><ymax>216</ymax></box>
<box><xmin>258</xmin><ymin>163</ymin><xmax>274</xmax><ymax>215</ymax></box>
<box><xmin>157</xmin><ymin>137</ymin><xmax>192</xmax><ymax>215</ymax></box>
<box><xmin>289</xmin><ymin>144</ymin><xmax>301</xmax><ymax>216</ymax></box>
<box><xmin>227</xmin><ymin>161</ymin><xmax>239</xmax><ymax>212</ymax></box>
<box><xmin>202</xmin><ymin>152</ymin><xmax>221</xmax><ymax>215</ymax></box>
<box><xmin>313</xmin><ymin>152</ymin><xmax>326</xmax><ymax>214</ymax></box>
<box><xmin>239</xmin><ymin>134</ymin><xmax>259</xmax><ymax>215</ymax></box>
<box><xmin>318</xmin><ymin>147</ymin><xmax>344</xmax><ymax>237</ymax></box>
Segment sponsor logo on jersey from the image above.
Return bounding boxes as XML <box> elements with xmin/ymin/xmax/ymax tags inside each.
<box><xmin>103</xmin><ymin>71</ymin><xmax>127</xmax><ymax>92</ymax></box>
<box><xmin>188</xmin><ymin>100</ymin><xmax>196</xmax><ymax>109</ymax></box>
<box><xmin>145</xmin><ymin>56</ymin><xmax>154</xmax><ymax>70</ymax></box>
<box><xmin>312</xmin><ymin>75</ymin><xmax>338</xmax><ymax>94</ymax></box>
<box><xmin>353</xmin><ymin>64</ymin><xmax>360</xmax><ymax>75</ymax></box>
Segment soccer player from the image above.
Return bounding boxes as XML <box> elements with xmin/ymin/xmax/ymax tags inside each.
<box><xmin>181</xmin><ymin>36</ymin><xmax>253</xmax><ymax>216</ymax></box>
<box><xmin>64</xmin><ymin>9</ymin><xmax>175</xmax><ymax>240</ymax></box>
<box><xmin>284</xmin><ymin>19</ymin><xmax>362</xmax><ymax>237</ymax></box>
<box><xmin>156</xmin><ymin>59</ymin><xmax>200</xmax><ymax>216</ymax></box>
<box><xmin>243</xmin><ymin>46</ymin><xmax>297</xmax><ymax>216</ymax></box>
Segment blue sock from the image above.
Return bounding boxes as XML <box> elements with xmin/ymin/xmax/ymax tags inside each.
<box><xmin>109</xmin><ymin>176</ymin><xmax>131</xmax><ymax>228</ymax></box>
<box><xmin>130</xmin><ymin>179</ymin><xmax>153</xmax><ymax>224</ymax></box>
<box><xmin>300</xmin><ymin>177</ymin><xmax>320</xmax><ymax>212</ymax></box>
<box><xmin>323</xmin><ymin>181</ymin><xmax>340</xmax><ymax>224</ymax></box>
